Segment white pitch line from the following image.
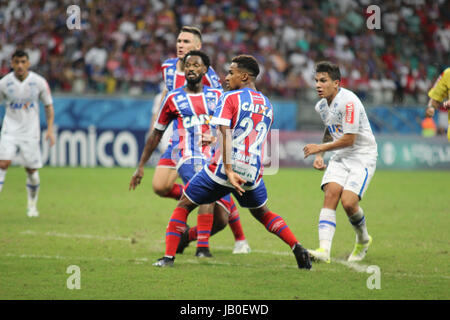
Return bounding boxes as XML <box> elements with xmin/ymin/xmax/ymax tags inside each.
<box><xmin>4</xmin><ymin>252</ymin><xmax>114</xmax><ymax>262</ymax></box>
<box><xmin>20</xmin><ymin>230</ymin><xmax>132</xmax><ymax>242</ymax></box>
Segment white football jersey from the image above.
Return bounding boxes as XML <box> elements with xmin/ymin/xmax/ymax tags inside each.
<box><xmin>314</xmin><ymin>87</ymin><xmax>377</xmax><ymax>160</ymax></box>
<box><xmin>0</xmin><ymin>71</ymin><xmax>53</xmax><ymax>140</ymax></box>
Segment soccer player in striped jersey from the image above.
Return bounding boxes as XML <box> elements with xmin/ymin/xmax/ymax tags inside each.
<box><xmin>151</xmin><ymin>27</ymin><xmax>250</xmax><ymax>254</ymax></box>
<box><xmin>303</xmin><ymin>61</ymin><xmax>377</xmax><ymax>263</ymax></box>
<box><xmin>130</xmin><ymin>51</ymin><xmax>242</xmax><ymax>257</ymax></box>
<box><xmin>151</xmin><ymin>26</ymin><xmax>221</xmax><ymax>201</ymax></box>
<box><xmin>152</xmin><ymin>55</ymin><xmax>311</xmax><ymax>269</ymax></box>
<box><xmin>0</xmin><ymin>50</ymin><xmax>55</xmax><ymax>217</ymax></box>
<box><xmin>425</xmin><ymin>67</ymin><xmax>450</xmax><ymax>141</ymax></box>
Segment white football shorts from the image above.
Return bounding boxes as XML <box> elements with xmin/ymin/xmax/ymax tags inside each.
<box><xmin>321</xmin><ymin>156</ymin><xmax>376</xmax><ymax>199</ymax></box>
<box><xmin>0</xmin><ymin>135</ymin><xmax>43</xmax><ymax>169</ymax></box>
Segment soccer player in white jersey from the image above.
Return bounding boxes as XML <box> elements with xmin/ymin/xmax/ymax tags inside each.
<box><xmin>303</xmin><ymin>61</ymin><xmax>377</xmax><ymax>263</ymax></box>
<box><xmin>0</xmin><ymin>50</ymin><xmax>55</xmax><ymax>217</ymax></box>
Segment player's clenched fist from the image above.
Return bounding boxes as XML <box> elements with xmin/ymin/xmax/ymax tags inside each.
<box><xmin>129</xmin><ymin>167</ymin><xmax>144</xmax><ymax>190</ymax></box>
<box><xmin>313</xmin><ymin>155</ymin><xmax>327</xmax><ymax>170</ymax></box>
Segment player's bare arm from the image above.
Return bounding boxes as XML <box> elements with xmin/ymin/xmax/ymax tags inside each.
<box><xmin>303</xmin><ymin>133</ymin><xmax>356</xmax><ymax>159</ymax></box>
<box><xmin>129</xmin><ymin>129</ymin><xmax>164</xmax><ymax>190</ymax></box>
<box><xmin>44</xmin><ymin>104</ymin><xmax>55</xmax><ymax>146</ymax></box>
<box><xmin>150</xmin><ymin>87</ymin><xmax>168</xmax><ymax>131</ymax></box>
<box><xmin>426</xmin><ymin>98</ymin><xmax>450</xmax><ymax>117</ymax></box>
<box><xmin>219</xmin><ymin>124</ymin><xmax>245</xmax><ymax>196</ymax></box>
<box><xmin>312</xmin><ymin>127</ymin><xmax>332</xmax><ymax>170</ymax></box>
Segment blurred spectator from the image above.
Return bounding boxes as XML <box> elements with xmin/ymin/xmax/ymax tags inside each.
<box><xmin>421</xmin><ymin>113</ymin><xmax>437</xmax><ymax>137</ymax></box>
<box><xmin>0</xmin><ymin>0</ymin><xmax>447</xmax><ymax>103</ymax></box>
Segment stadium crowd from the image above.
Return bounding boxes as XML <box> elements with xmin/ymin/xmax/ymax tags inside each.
<box><xmin>0</xmin><ymin>0</ymin><xmax>448</xmax><ymax>103</ymax></box>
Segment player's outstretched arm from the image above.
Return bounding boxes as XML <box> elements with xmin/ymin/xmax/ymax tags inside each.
<box><xmin>304</xmin><ymin>133</ymin><xmax>356</xmax><ymax>159</ymax></box>
<box><xmin>219</xmin><ymin>125</ymin><xmax>245</xmax><ymax>196</ymax></box>
<box><xmin>129</xmin><ymin>129</ymin><xmax>164</xmax><ymax>190</ymax></box>
<box><xmin>44</xmin><ymin>104</ymin><xmax>55</xmax><ymax>147</ymax></box>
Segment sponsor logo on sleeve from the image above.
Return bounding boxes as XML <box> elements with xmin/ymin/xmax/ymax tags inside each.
<box><xmin>345</xmin><ymin>102</ymin><xmax>354</xmax><ymax>124</ymax></box>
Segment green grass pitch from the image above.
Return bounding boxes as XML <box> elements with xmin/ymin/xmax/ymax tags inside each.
<box><xmin>0</xmin><ymin>167</ymin><xmax>448</xmax><ymax>300</ymax></box>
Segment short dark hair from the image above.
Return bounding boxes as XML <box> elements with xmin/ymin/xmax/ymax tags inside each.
<box><xmin>12</xmin><ymin>50</ymin><xmax>29</xmax><ymax>60</ymax></box>
<box><xmin>183</xmin><ymin>50</ymin><xmax>210</xmax><ymax>69</ymax></box>
<box><xmin>179</xmin><ymin>26</ymin><xmax>202</xmax><ymax>42</ymax></box>
<box><xmin>315</xmin><ymin>61</ymin><xmax>341</xmax><ymax>81</ymax></box>
<box><xmin>231</xmin><ymin>55</ymin><xmax>260</xmax><ymax>78</ymax></box>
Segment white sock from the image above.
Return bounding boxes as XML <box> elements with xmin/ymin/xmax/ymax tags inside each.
<box><xmin>349</xmin><ymin>207</ymin><xmax>370</xmax><ymax>244</ymax></box>
<box><xmin>0</xmin><ymin>169</ymin><xmax>6</xmax><ymax>192</ymax></box>
<box><xmin>318</xmin><ymin>208</ymin><xmax>336</xmax><ymax>253</ymax></box>
<box><xmin>26</xmin><ymin>171</ymin><xmax>40</xmax><ymax>207</ymax></box>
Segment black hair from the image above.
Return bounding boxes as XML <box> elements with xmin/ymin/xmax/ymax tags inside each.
<box><xmin>180</xmin><ymin>26</ymin><xmax>202</xmax><ymax>42</ymax></box>
<box><xmin>231</xmin><ymin>54</ymin><xmax>260</xmax><ymax>78</ymax></box>
<box><xmin>183</xmin><ymin>50</ymin><xmax>210</xmax><ymax>69</ymax></box>
<box><xmin>12</xmin><ymin>50</ymin><xmax>29</xmax><ymax>60</ymax></box>
<box><xmin>315</xmin><ymin>61</ymin><xmax>341</xmax><ymax>81</ymax></box>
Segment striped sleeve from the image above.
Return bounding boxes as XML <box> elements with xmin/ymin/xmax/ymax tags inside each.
<box><xmin>211</xmin><ymin>93</ymin><xmax>236</xmax><ymax>127</ymax></box>
<box><xmin>154</xmin><ymin>92</ymin><xmax>176</xmax><ymax>131</ymax></box>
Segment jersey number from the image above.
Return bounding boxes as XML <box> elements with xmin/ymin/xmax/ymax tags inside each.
<box><xmin>233</xmin><ymin>118</ymin><xmax>268</xmax><ymax>155</ymax></box>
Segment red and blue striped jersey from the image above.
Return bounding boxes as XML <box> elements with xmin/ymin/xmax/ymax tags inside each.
<box><xmin>208</xmin><ymin>88</ymin><xmax>274</xmax><ymax>187</ymax></box>
<box><xmin>154</xmin><ymin>86</ymin><xmax>222</xmax><ymax>164</ymax></box>
<box><xmin>161</xmin><ymin>58</ymin><xmax>222</xmax><ymax>91</ymax></box>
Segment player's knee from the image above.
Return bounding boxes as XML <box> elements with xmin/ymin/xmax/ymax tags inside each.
<box><xmin>212</xmin><ymin>206</ymin><xmax>228</xmax><ymax>229</ymax></box>
<box><xmin>341</xmin><ymin>197</ymin><xmax>358</xmax><ymax>215</ymax></box>
<box><xmin>0</xmin><ymin>160</ymin><xmax>11</xmax><ymax>170</ymax></box>
<box><xmin>152</xmin><ymin>181</ymin><xmax>171</xmax><ymax>197</ymax></box>
<box><xmin>249</xmin><ymin>205</ymin><xmax>269</xmax><ymax>221</ymax></box>
<box><xmin>178</xmin><ymin>195</ymin><xmax>197</xmax><ymax>212</ymax></box>
<box><xmin>211</xmin><ymin>218</ymin><xmax>227</xmax><ymax>234</ymax></box>
<box><xmin>25</xmin><ymin>168</ymin><xmax>37</xmax><ymax>175</ymax></box>
<box><xmin>215</xmin><ymin>213</ymin><xmax>228</xmax><ymax>230</ymax></box>
<box><xmin>324</xmin><ymin>189</ymin><xmax>340</xmax><ymax>205</ymax></box>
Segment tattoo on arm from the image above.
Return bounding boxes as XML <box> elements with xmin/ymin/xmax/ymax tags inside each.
<box><xmin>44</xmin><ymin>104</ymin><xmax>54</xmax><ymax>128</ymax></box>
<box><xmin>322</xmin><ymin>127</ymin><xmax>332</xmax><ymax>143</ymax></box>
<box><xmin>317</xmin><ymin>127</ymin><xmax>332</xmax><ymax>157</ymax></box>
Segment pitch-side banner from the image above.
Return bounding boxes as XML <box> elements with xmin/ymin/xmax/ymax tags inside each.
<box><xmin>35</xmin><ymin>126</ymin><xmax>164</xmax><ymax>168</ymax></box>
<box><xmin>273</xmin><ymin>131</ymin><xmax>450</xmax><ymax>169</ymax></box>
<box><xmin>10</xmin><ymin>127</ymin><xmax>449</xmax><ymax>169</ymax></box>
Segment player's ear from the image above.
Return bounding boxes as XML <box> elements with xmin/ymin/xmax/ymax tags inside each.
<box><xmin>333</xmin><ymin>79</ymin><xmax>339</xmax><ymax>88</ymax></box>
<box><xmin>241</xmin><ymin>71</ymin><xmax>249</xmax><ymax>82</ymax></box>
<box><xmin>195</xmin><ymin>40</ymin><xmax>202</xmax><ymax>50</ymax></box>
